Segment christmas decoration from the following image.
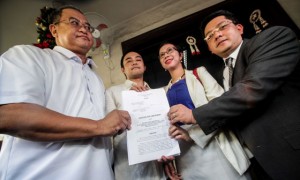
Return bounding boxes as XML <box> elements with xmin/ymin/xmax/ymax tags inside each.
<box><xmin>33</xmin><ymin>6</ymin><xmax>56</xmax><ymax>49</ymax></box>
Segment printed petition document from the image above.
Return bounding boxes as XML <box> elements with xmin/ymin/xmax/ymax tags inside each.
<box><xmin>122</xmin><ymin>88</ymin><xmax>180</xmax><ymax>165</ymax></box>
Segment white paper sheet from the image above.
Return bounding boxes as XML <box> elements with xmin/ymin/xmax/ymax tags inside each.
<box><xmin>122</xmin><ymin>88</ymin><xmax>180</xmax><ymax>165</ymax></box>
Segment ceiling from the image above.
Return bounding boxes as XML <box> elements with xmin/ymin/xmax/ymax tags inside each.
<box><xmin>50</xmin><ymin>0</ymin><xmax>168</xmax><ymax>26</ymax></box>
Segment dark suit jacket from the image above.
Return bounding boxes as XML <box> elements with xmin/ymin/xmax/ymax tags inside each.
<box><xmin>193</xmin><ymin>26</ymin><xmax>300</xmax><ymax>180</ymax></box>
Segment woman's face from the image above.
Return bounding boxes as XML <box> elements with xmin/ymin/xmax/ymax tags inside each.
<box><xmin>159</xmin><ymin>43</ymin><xmax>183</xmax><ymax>71</ymax></box>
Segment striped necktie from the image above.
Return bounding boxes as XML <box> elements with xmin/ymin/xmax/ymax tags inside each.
<box><xmin>225</xmin><ymin>57</ymin><xmax>234</xmax><ymax>87</ymax></box>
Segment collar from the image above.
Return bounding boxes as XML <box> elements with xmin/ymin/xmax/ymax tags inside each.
<box><xmin>53</xmin><ymin>46</ymin><xmax>97</xmax><ymax>67</ymax></box>
<box><xmin>124</xmin><ymin>79</ymin><xmax>150</xmax><ymax>89</ymax></box>
<box><xmin>223</xmin><ymin>41</ymin><xmax>243</xmax><ymax>67</ymax></box>
<box><xmin>53</xmin><ymin>46</ymin><xmax>78</xmax><ymax>60</ymax></box>
<box><xmin>87</xmin><ymin>58</ymin><xmax>98</xmax><ymax>68</ymax></box>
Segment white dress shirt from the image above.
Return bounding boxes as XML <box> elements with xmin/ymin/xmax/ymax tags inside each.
<box><xmin>223</xmin><ymin>42</ymin><xmax>242</xmax><ymax>91</ymax></box>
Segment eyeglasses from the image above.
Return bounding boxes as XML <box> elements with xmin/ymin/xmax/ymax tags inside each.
<box><xmin>159</xmin><ymin>47</ymin><xmax>177</xmax><ymax>59</ymax></box>
<box><xmin>204</xmin><ymin>21</ymin><xmax>233</xmax><ymax>41</ymax></box>
<box><xmin>54</xmin><ymin>17</ymin><xmax>95</xmax><ymax>33</ymax></box>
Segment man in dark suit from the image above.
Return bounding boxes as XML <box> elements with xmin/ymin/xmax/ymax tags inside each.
<box><xmin>167</xmin><ymin>10</ymin><xmax>300</xmax><ymax>180</ymax></box>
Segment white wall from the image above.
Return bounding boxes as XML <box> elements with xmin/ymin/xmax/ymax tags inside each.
<box><xmin>0</xmin><ymin>0</ymin><xmax>52</xmax><ymax>53</ymax></box>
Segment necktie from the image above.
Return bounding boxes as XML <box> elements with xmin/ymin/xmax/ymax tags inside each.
<box><xmin>225</xmin><ymin>57</ymin><xmax>234</xmax><ymax>87</ymax></box>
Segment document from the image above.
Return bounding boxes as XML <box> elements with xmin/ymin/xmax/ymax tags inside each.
<box><xmin>122</xmin><ymin>88</ymin><xmax>180</xmax><ymax>165</ymax></box>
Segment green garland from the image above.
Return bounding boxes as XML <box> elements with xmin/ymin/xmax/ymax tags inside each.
<box><xmin>33</xmin><ymin>6</ymin><xmax>56</xmax><ymax>49</ymax></box>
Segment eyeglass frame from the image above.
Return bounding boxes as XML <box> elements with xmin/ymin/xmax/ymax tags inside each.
<box><xmin>204</xmin><ymin>20</ymin><xmax>233</xmax><ymax>41</ymax></box>
<box><xmin>54</xmin><ymin>17</ymin><xmax>95</xmax><ymax>33</ymax></box>
<box><xmin>159</xmin><ymin>47</ymin><xmax>177</xmax><ymax>59</ymax></box>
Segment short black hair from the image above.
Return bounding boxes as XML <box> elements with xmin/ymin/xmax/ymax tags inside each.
<box><xmin>50</xmin><ymin>5</ymin><xmax>83</xmax><ymax>24</ymax></box>
<box><xmin>120</xmin><ymin>50</ymin><xmax>143</xmax><ymax>68</ymax></box>
<box><xmin>200</xmin><ymin>10</ymin><xmax>240</xmax><ymax>37</ymax></box>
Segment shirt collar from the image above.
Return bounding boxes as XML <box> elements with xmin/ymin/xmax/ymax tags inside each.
<box><xmin>53</xmin><ymin>46</ymin><xmax>78</xmax><ymax>59</ymax></box>
<box><xmin>87</xmin><ymin>58</ymin><xmax>98</xmax><ymax>68</ymax></box>
<box><xmin>124</xmin><ymin>79</ymin><xmax>150</xmax><ymax>89</ymax></box>
<box><xmin>223</xmin><ymin>41</ymin><xmax>243</xmax><ymax>67</ymax></box>
<box><xmin>53</xmin><ymin>46</ymin><xmax>96</xmax><ymax>67</ymax></box>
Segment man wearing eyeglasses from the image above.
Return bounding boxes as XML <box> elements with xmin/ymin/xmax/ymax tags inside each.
<box><xmin>0</xmin><ymin>5</ymin><xmax>131</xmax><ymax>180</ymax></box>
<box><xmin>167</xmin><ymin>10</ymin><xmax>300</xmax><ymax>180</ymax></box>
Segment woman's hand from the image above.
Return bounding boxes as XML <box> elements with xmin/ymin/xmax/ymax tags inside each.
<box><xmin>169</xmin><ymin>124</ymin><xmax>193</xmax><ymax>142</ymax></box>
<box><xmin>158</xmin><ymin>156</ymin><xmax>182</xmax><ymax>180</ymax></box>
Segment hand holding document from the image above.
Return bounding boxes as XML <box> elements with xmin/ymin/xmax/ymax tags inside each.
<box><xmin>122</xmin><ymin>88</ymin><xmax>180</xmax><ymax>165</ymax></box>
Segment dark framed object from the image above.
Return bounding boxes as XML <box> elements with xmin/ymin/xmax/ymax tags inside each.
<box><xmin>122</xmin><ymin>0</ymin><xmax>300</xmax><ymax>88</ymax></box>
